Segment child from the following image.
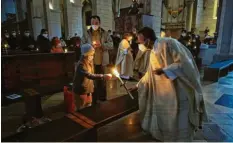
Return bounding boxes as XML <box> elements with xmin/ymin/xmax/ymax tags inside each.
<box><xmin>72</xmin><ymin>44</ymin><xmax>112</xmax><ymax>110</ymax></box>
<box><xmin>50</xmin><ymin>37</ymin><xmax>64</xmax><ymax>53</ymax></box>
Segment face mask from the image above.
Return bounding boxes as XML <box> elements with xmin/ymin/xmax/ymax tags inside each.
<box><xmin>43</xmin><ymin>34</ymin><xmax>48</xmax><ymax>38</ymax></box>
<box><xmin>12</xmin><ymin>33</ymin><xmax>16</xmax><ymax>36</ymax></box>
<box><xmin>88</xmin><ymin>55</ymin><xmax>94</xmax><ymax>61</ymax></box>
<box><xmin>182</xmin><ymin>33</ymin><xmax>186</xmax><ymax>37</ymax></box>
<box><xmin>92</xmin><ymin>25</ymin><xmax>99</xmax><ymax>31</ymax></box>
<box><xmin>25</xmin><ymin>33</ymin><xmax>30</xmax><ymax>36</ymax></box>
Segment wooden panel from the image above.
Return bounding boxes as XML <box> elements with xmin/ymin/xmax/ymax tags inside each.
<box><xmin>1</xmin><ymin>52</ymin><xmax>75</xmax><ymax>95</ymax></box>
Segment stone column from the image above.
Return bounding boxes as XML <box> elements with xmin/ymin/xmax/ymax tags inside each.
<box><xmin>64</xmin><ymin>0</ymin><xmax>83</xmax><ymax>39</ymax></box>
<box><xmin>185</xmin><ymin>0</ymin><xmax>194</xmax><ymax>32</ymax></box>
<box><xmin>30</xmin><ymin>0</ymin><xmax>45</xmax><ymax>40</ymax></box>
<box><xmin>213</xmin><ymin>0</ymin><xmax>233</xmax><ymax>62</ymax></box>
<box><xmin>44</xmin><ymin>0</ymin><xmax>62</xmax><ymax>39</ymax></box>
<box><xmin>96</xmin><ymin>0</ymin><xmax>113</xmax><ymax>31</ymax></box>
<box><xmin>150</xmin><ymin>0</ymin><xmax>163</xmax><ymax>36</ymax></box>
<box><xmin>195</xmin><ymin>0</ymin><xmax>204</xmax><ymax>34</ymax></box>
<box><xmin>229</xmin><ymin>27</ymin><xmax>233</xmax><ymax>55</ymax></box>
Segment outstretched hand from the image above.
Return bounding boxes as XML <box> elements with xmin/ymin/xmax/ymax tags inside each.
<box><xmin>128</xmin><ymin>86</ymin><xmax>138</xmax><ymax>92</ymax></box>
<box><xmin>153</xmin><ymin>68</ymin><xmax>164</xmax><ymax>75</ymax></box>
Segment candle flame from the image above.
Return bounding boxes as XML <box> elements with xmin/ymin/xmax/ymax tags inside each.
<box><xmin>112</xmin><ymin>69</ymin><xmax>120</xmax><ymax>77</ymax></box>
<box><xmin>65</xmin><ymin>49</ymin><xmax>68</xmax><ymax>53</ymax></box>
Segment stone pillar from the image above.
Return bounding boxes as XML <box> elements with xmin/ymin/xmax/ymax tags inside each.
<box><xmin>64</xmin><ymin>0</ymin><xmax>83</xmax><ymax>39</ymax></box>
<box><xmin>150</xmin><ymin>0</ymin><xmax>163</xmax><ymax>36</ymax></box>
<box><xmin>213</xmin><ymin>0</ymin><xmax>233</xmax><ymax>62</ymax></box>
<box><xmin>30</xmin><ymin>0</ymin><xmax>45</xmax><ymax>40</ymax></box>
<box><xmin>44</xmin><ymin>0</ymin><xmax>62</xmax><ymax>39</ymax></box>
<box><xmin>185</xmin><ymin>0</ymin><xmax>194</xmax><ymax>32</ymax></box>
<box><xmin>96</xmin><ymin>0</ymin><xmax>113</xmax><ymax>31</ymax></box>
<box><xmin>195</xmin><ymin>0</ymin><xmax>204</xmax><ymax>34</ymax></box>
<box><xmin>230</xmin><ymin>28</ymin><xmax>233</xmax><ymax>55</ymax></box>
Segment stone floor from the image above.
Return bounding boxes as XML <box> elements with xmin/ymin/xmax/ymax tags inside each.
<box><xmin>1</xmin><ymin>71</ymin><xmax>233</xmax><ymax>142</ymax></box>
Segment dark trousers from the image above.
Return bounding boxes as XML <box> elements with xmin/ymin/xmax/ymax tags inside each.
<box><xmin>93</xmin><ymin>65</ymin><xmax>106</xmax><ymax>104</ymax></box>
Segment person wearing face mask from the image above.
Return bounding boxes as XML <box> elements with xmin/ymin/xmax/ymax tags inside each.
<box><xmin>131</xmin><ymin>27</ymin><xmax>139</xmax><ymax>60</ymax></box>
<box><xmin>8</xmin><ymin>30</ymin><xmax>20</xmax><ymax>50</ymax></box>
<box><xmin>179</xmin><ymin>30</ymin><xmax>188</xmax><ymax>47</ymax></box>
<box><xmin>82</xmin><ymin>15</ymin><xmax>113</xmax><ymax>102</ymax></box>
<box><xmin>115</xmin><ymin>33</ymin><xmax>134</xmax><ymax>80</ymax></box>
<box><xmin>20</xmin><ymin>30</ymin><xmax>36</xmax><ymax>51</ymax></box>
<box><xmin>72</xmin><ymin>44</ymin><xmax>112</xmax><ymax>110</ymax></box>
<box><xmin>129</xmin><ymin>29</ymin><xmax>207</xmax><ymax>142</ymax></box>
<box><xmin>36</xmin><ymin>29</ymin><xmax>51</xmax><ymax>53</ymax></box>
<box><xmin>50</xmin><ymin>37</ymin><xmax>64</xmax><ymax>53</ymax></box>
<box><xmin>134</xmin><ymin>27</ymin><xmax>155</xmax><ymax>78</ymax></box>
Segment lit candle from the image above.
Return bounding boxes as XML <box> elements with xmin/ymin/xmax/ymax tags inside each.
<box><xmin>112</xmin><ymin>68</ymin><xmax>134</xmax><ymax>99</ymax></box>
<box><xmin>65</xmin><ymin>49</ymin><xmax>68</xmax><ymax>53</ymax></box>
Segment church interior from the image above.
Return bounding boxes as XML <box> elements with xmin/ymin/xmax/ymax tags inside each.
<box><xmin>1</xmin><ymin>0</ymin><xmax>233</xmax><ymax>142</ymax></box>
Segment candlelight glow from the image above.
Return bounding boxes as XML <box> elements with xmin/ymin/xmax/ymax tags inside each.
<box><xmin>65</xmin><ymin>49</ymin><xmax>68</xmax><ymax>53</ymax></box>
<box><xmin>93</xmin><ymin>41</ymin><xmax>96</xmax><ymax>45</ymax></box>
<box><xmin>112</xmin><ymin>69</ymin><xmax>120</xmax><ymax>77</ymax></box>
<box><xmin>36</xmin><ymin>48</ymin><xmax>39</xmax><ymax>51</ymax></box>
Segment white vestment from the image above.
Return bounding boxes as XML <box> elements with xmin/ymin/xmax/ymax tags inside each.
<box><xmin>137</xmin><ymin>38</ymin><xmax>208</xmax><ymax>141</ymax></box>
<box><xmin>115</xmin><ymin>39</ymin><xmax>134</xmax><ymax>77</ymax></box>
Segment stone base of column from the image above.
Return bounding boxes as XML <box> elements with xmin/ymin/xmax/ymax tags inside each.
<box><xmin>213</xmin><ymin>54</ymin><xmax>233</xmax><ymax>63</ymax></box>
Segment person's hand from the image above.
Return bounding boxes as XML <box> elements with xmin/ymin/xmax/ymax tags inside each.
<box><xmin>103</xmin><ymin>74</ymin><xmax>112</xmax><ymax>80</ymax></box>
<box><xmin>153</xmin><ymin>68</ymin><xmax>164</xmax><ymax>75</ymax></box>
<box><xmin>93</xmin><ymin>41</ymin><xmax>101</xmax><ymax>48</ymax></box>
<box><xmin>128</xmin><ymin>86</ymin><xmax>138</xmax><ymax>92</ymax></box>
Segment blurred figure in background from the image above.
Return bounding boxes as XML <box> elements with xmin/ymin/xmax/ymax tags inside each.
<box><xmin>134</xmin><ymin>27</ymin><xmax>155</xmax><ymax>78</ymax></box>
<box><xmin>37</xmin><ymin>29</ymin><xmax>51</xmax><ymax>53</ymax></box>
<box><xmin>115</xmin><ymin>33</ymin><xmax>134</xmax><ymax>80</ymax></box>
<box><xmin>20</xmin><ymin>30</ymin><xmax>36</xmax><ymax>51</ymax></box>
<box><xmin>50</xmin><ymin>37</ymin><xmax>64</xmax><ymax>53</ymax></box>
<box><xmin>60</xmin><ymin>37</ymin><xmax>67</xmax><ymax>48</ymax></box>
<box><xmin>131</xmin><ymin>27</ymin><xmax>139</xmax><ymax>60</ymax></box>
<box><xmin>8</xmin><ymin>30</ymin><xmax>20</xmax><ymax>50</ymax></box>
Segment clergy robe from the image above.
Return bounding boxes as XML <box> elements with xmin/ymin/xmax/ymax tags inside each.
<box><xmin>134</xmin><ymin>44</ymin><xmax>151</xmax><ymax>75</ymax></box>
<box><xmin>115</xmin><ymin>39</ymin><xmax>134</xmax><ymax>77</ymax></box>
<box><xmin>137</xmin><ymin>37</ymin><xmax>208</xmax><ymax>141</ymax></box>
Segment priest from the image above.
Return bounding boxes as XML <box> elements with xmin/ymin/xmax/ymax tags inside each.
<box><xmin>130</xmin><ymin>27</ymin><xmax>207</xmax><ymax>141</ymax></box>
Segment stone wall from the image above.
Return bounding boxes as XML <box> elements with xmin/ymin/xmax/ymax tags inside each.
<box><xmin>44</xmin><ymin>0</ymin><xmax>62</xmax><ymax>39</ymax></box>
<box><xmin>96</xmin><ymin>0</ymin><xmax>113</xmax><ymax>31</ymax></box>
<box><xmin>150</xmin><ymin>0</ymin><xmax>162</xmax><ymax>36</ymax></box>
<box><xmin>214</xmin><ymin>0</ymin><xmax>233</xmax><ymax>62</ymax></box>
<box><xmin>64</xmin><ymin>0</ymin><xmax>83</xmax><ymax>38</ymax></box>
<box><xmin>199</xmin><ymin>0</ymin><xmax>218</xmax><ymax>36</ymax></box>
<box><xmin>31</xmin><ymin>0</ymin><xmax>45</xmax><ymax>40</ymax></box>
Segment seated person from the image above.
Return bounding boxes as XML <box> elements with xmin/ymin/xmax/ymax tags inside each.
<box><xmin>50</xmin><ymin>37</ymin><xmax>64</xmax><ymax>53</ymax></box>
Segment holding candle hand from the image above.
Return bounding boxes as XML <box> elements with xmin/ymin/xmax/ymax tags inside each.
<box><xmin>103</xmin><ymin>74</ymin><xmax>112</xmax><ymax>80</ymax></box>
<box><xmin>92</xmin><ymin>41</ymin><xmax>101</xmax><ymax>48</ymax></box>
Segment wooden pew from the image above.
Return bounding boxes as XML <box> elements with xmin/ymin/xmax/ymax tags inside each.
<box><xmin>203</xmin><ymin>60</ymin><xmax>233</xmax><ymax>82</ymax></box>
<box><xmin>2</xmin><ymin>92</ymin><xmax>138</xmax><ymax>142</ymax></box>
<box><xmin>1</xmin><ymin>52</ymin><xmax>75</xmax><ymax>105</ymax></box>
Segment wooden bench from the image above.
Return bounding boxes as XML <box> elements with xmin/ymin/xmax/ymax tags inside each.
<box><xmin>203</xmin><ymin>60</ymin><xmax>233</xmax><ymax>82</ymax></box>
<box><xmin>2</xmin><ymin>91</ymin><xmax>138</xmax><ymax>142</ymax></box>
<box><xmin>1</xmin><ymin>115</ymin><xmax>97</xmax><ymax>142</ymax></box>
